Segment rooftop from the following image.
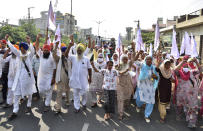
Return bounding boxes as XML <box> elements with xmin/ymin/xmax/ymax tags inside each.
<box><xmin>176</xmin><ymin>8</ymin><xmax>203</xmax><ymax>29</ymax></box>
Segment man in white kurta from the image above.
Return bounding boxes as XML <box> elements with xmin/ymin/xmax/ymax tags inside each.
<box><xmin>37</xmin><ymin>44</ymin><xmax>56</xmax><ymax>111</ymax></box>
<box><xmin>3</xmin><ymin>49</ymin><xmax>18</xmax><ymax>108</ymax></box>
<box><xmin>65</xmin><ymin>42</ymin><xmax>92</xmax><ymax>112</ymax></box>
<box><xmin>7</xmin><ymin>41</ymin><xmax>36</xmax><ymax>120</ymax></box>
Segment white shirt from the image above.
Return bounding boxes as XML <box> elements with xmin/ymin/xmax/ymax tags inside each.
<box><xmin>100</xmin><ymin>69</ymin><xmax>118</xmax><ymax>90</ymax></box>
<box><xmin>4</xmin><ymin>55</ymin><xmax>18</xmax><ymax>88</ymax></box>
<box><xmin>69</xmin><ymin>55</ymin><xmax>91</xmax><ymax>90</ymax></box>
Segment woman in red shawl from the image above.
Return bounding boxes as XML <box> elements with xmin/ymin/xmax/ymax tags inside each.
<box><xmin>174</xmin><ymin>57</ymin><xmax>201</xmax><ymax>128</ymax></box>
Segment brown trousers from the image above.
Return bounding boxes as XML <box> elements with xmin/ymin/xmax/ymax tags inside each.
<box><xmin>55</xmin><ymin>80</ymin><xmax>70</xmax><ymax>110</ymax></box>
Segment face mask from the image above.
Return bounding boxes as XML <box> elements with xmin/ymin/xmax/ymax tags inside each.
<box><xmin>183</xmin><ymin>68</ymin><xmax>189</xmax><ymax>73</ymax></box>
<box><xmin>97</xmin><ymin>58</ymin><xmax>104</xmax><ymax>63</ymax></box>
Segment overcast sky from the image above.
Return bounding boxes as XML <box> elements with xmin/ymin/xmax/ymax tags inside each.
<box><xmin>0</xmin><ymin>0</ymin><xmax>202</xmax><ymax>38</ymax></box>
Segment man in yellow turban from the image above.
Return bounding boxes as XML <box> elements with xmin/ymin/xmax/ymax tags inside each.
<box><xmin>64</xmin><ymin>35</ymin><xmax>92</xmax><ymax>113</ymax></box>
<box><xmin>76</xmin><ymin>43</ymin><xmax>86</xmax><ymax>60</ymax></box>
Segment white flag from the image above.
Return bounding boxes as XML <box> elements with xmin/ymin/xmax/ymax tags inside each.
<box><xmin>149</xmin><ymin>43</ymin><xmax>153</xmax><ymax>56</ymax></box>
<box><xmin>55</xmin><ymin>24</ymin><xmax>61</xmax><ymax>47</ymax></box>
<box><xmin>154</xmin><ymin>21</ymin><xmax>160</xmax><ymax>51</ymax></box>
<box><xmin>191</xmin><ymin>33</ymin><xmax>198</xmax><ymax>57</ymax></box>
<box><xmin>180</xmin><ymin>36</ymin><xmax>185</xmax><ymax>55</ymax></box>
<box><xmin>116</xmin><ymin>34</ymin><xmax>122</xmax><ymax>55</ymax></box>
<box><xmin>142</xmin><ymin>43</ymin><xmax>146</xmax><ymax>52</ymax></box>
<box><xmin>47</xmin><ymin>1</ymin><xmax>56</xmax><ymax>30</ymax></box>
<box><xmin>184</xmin><ymin>32</ymin><xmax>191</xmax><ymax>55</ymax></box>
<box><xmin>170</xmin><ymin>29</ymin><xmax>179</xmax><ymax>59</ymax></box>
<box><xmin>136</xmin><ymin>28</ymin><xmax>144</xmax><ymax>51</ymax></box>
<box><xmin>47</xmin><ymin>34</ymin><xmax>51</xmax><ymax>45</ymax></box>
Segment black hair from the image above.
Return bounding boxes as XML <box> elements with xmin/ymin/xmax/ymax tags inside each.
<box><xmin>107</xmin><ymin>60</ymin><xmax>113</xmax><ymax>65</ymax></box>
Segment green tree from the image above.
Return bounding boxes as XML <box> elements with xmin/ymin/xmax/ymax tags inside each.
<box><xmin>0</xmin><ymin>25</ymin><xmax>27</xmax><ymax>42</ymax></box>
<box><xmin>20</xmin><ymin>21</ymin><xmax>40</xmax><ymax>42</ymax></box>
<box><xmin>142</xmin><ymin>32</ymin><xmax>154</xmax><ymax>44</ymax></box>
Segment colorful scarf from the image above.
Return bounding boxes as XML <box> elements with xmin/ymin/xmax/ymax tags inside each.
<box><xmin>188</xmin><ymin>58</ymin><xmax>196</xmax><ymax>69</ymax></box>
<box><xmin>178</xmin><ymin>63</ymin><xmax>190</xmax><ymax>81</ymax></box>
<box><xmin>139</xmin><ymin>55</ymin><xmax>159</xmax><ymax>89</ymax></box>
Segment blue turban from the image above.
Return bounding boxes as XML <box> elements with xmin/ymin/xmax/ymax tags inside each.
<box><xmin>61</xmin><ymin>47</ymin><xmax>67</xmax><ymax>52</ymax></box>
<box><xmin>19</xmin><ymin>42</ymin><xmax>29</xmax><ymax>51</ymax></box>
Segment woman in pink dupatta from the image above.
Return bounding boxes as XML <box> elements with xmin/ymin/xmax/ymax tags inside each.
<box><xmin>174</xmin><ymin>57</ymin><xmax>201</xmax><ymax>128</ymax></box>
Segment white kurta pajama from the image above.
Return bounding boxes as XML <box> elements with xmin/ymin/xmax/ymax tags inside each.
<box><xmin>4</xmin><ymin>55</ymin><xmax>18</xmax><ymax>105</ymax></box>
<box><xmin>37</xmin><ymin>50</ymin><xmax>56</xmax><ymax>106</ymax></box>
<box><xmin>7</xmin><ymin>42</ymin><xmax>36</xmax><ymax>113</ymax></box>
<box><xmin>68</xmin><ymin>55</ymin><xmax>91</xmax><ymax>110</ymax></box>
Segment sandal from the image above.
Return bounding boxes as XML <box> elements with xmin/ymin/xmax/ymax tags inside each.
<box><xmin>104</xmin><ymin>114</ymin><xmax>109</xmax><ymax>121</ymax></box>
<box><xmin>118</xmin><ymin>115</ymin><xmax>123</xmax><ymax>120</ymax></box>
<box><xmin>91</xmin><ymin>103</ymin><xmax>97</xmax><ymax>108</ymax></box>
<box><xmin>160</xmin><ymin>118</ymin><xmax>165</xmax><ymax>123</ymax></box>
<box><xmin>98</xmin><ymin>100</ymin><xmax>103</xmax><ymax>104</ymax></box>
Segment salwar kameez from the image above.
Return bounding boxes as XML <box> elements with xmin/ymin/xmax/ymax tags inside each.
<box><xmin>133</xmin><ymin>60</ymin><xmax>158</xmax><ymax>119</ymax></box>
<box><xmin>175</xmin><ymin>71</ymin><xmax>199</xmax><ymax>126</ymax></box>
<box><xmin>156</xmin><ymin>68</ymin><xmax>172</xmax><ymax>120</ymax></box>
<box><xmin>117</xmin><ymin>73</ymin><xmax>133</xmax><ymax>117</ymax></box>
<box><xmin>89</xmin><ymin>61</ymin><xmax>106</xmax><ymax>104</ymax></box>
<box><xmin>103</xmin><ymin>90</ymin><xmax>116</xmax><ymax>113</ymax></box>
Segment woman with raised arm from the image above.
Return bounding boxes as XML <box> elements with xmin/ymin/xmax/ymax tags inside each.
<box><xmin>91</xmin><ymin>60</ymin><xmax>129</xmax><ymax>120</ymax></box>
<box><xmin>174</xmin><ymin>56</ymin><xmax>202</xmax><ymax>128</ymax></box>
<box><xmin>133</xmin><ymin>50</ymin><xmax>159</xmax><ymax>123</ymax></box>
<box><xmin>89</xmin><ymin>52</ymin><xmax>106</xmax><ymax>107</ymax></box>
<box><xmin>116</xmin><ymin>54</ymin><xmax>134</xmax><ymax>120</ymax></box>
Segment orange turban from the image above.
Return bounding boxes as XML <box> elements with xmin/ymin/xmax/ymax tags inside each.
<box><xmin>50</xmin><ymin>43</ymin><xmax>54</xmax><ymax>48</ymax></box>
<box><xmin>14</xmin><ymin>44</ymin><xmax>19</xmax><ymax>50</ymax></box>
<box><xmin>61</xmin><ymin>43</ymin><xmax>66</xmax><ymax>47</ymax></box>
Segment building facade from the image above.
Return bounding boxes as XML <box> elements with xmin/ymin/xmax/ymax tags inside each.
<box><xmin>19</xmin><ymin>11</ymin><xmax>77</xmax><ymax>35</ymax></box>
<box><xmin>160</xmin><ymin>9</ymin><xmax>203</xmax><ymax>62</ymax></box>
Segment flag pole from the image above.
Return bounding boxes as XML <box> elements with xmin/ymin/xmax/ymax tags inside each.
<box><xmin>118</xmin><ymin>48</ymin><xmax>120</xmax><ymax>66</ymax></box>
<box><xmin>45</xmin><ymin>27</ymin><xmax>49</xmax><ymax>44</ymax></box>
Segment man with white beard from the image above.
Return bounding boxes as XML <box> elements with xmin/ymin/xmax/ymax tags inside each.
<box><xmin>6</xmin><ymin>36</ymin><xmax>36</xmax><ymax>121</ymax></box>
<box><xmin>65</xmin><ymin>38</ymin><xmax>92</xmax><ymax>113</ymax></box>
<box><xmin>35</xmin><ymin>35</ymin><xmax>56</xmax><ymax>112</ymax></box>
<box><xmin>53</xmin><ymin>41</ymin><xmax>70</xmax><ymax>113</ymax></box>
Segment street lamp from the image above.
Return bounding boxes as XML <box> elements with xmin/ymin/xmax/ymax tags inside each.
<box><xmin>134</xmin><ymin>20</ymin><xmax>140</xmax><ymax>29</ymax></box>
<box><xmin>28</xmin><ymin>7</ymin><xmax>35</xmax><ymax>23</ymax></box>
<box><xmin>95</xmin><ymin>20</ymin><xmax>104</xmax><ymax>36</ymax></box>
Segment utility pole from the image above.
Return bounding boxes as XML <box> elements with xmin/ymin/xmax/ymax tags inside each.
<box><xmin>70</xmin><ymin>0</ymin><xmax>73</xmax><ymax>35</ymax></box>
<box><xmin>71</xmin><ymin>0</ymin><xmax>72</xmax><ymax>15</ymax></box>
<box><xmin>134</xmin><ymin>20</ymin><xmax>140</xmax><ymax>39</ymax></box>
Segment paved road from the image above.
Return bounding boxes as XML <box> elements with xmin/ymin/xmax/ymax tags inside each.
<box><xmin>0</xmin><ymin>89</ymin><xmax>203</xmax><ymax>131</ymax></box>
